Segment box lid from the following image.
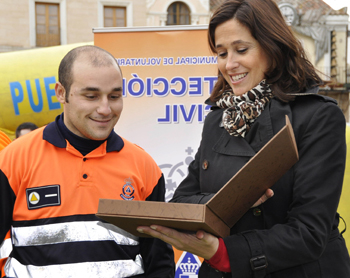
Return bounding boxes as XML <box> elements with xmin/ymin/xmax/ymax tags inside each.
<box><xmin>97</xmin><ymin>202</ymin><xmax>230</xmax><ymax>237</ymax></box>
<box><xmin>207</xmin><ymin>116</ymin><xmax>298</xmax><ymax>227</ymax></box>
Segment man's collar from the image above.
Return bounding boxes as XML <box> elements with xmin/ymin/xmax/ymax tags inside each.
<box><xmin>43</xmin><ymin>114</ymin><xmax>124</xmax><ymax>152</ymax></box>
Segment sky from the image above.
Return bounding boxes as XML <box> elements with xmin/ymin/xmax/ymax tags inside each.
<box><xmin>322</xmin><ymin>0</ymin><xmax>350</xmax><ymax>13</ymax></box>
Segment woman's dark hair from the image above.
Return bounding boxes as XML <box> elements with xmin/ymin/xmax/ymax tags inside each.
<box><xmin>208</xmin><ymin>0</ymin><xmax>323</xmax><ymax>102</ymax></box>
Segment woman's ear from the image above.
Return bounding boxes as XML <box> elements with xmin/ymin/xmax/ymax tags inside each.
<box><xmin>55</xmin><ymin>82</ymin><xmax>66</xmax><ymax>104</ymax></box>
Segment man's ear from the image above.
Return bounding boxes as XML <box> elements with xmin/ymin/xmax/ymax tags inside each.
<box><xmin>55</xmin><ymin>82</ymin><xmax>66</xmax><ymax>104</ymax></box>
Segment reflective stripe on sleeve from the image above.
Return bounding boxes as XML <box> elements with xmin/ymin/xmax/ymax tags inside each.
<box><xmin>5</xmin><ymin>255</ymin><xmax>144</xmax><ymax>278</ymax></box>
<box><xmin>12</xmin><ymin>221</ymin><xmax>138</xmax><ymax>247</ymax></box>
<box><xmin>0</xmin><ymin>238</ymin><xmax>12</xmax><ymax>259</ymax></box>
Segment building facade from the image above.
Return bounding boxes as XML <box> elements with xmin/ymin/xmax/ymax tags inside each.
<box><xmin>0</xmin><ymin>0</ymin><xmax>349</xmax><ymax>117</ymax></box>
<box><xmin>0</xmin><ymin>0</ymin><xmax>210</xmax><ymax>52</ymax></box>
<box><xmin>273</xmin><ymin>0</ymin><xmax>349</xmax><ymax>120</ymax></box>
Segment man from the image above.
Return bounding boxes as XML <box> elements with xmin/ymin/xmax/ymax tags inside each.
<box><xmin>15</xmin><ymin>122</ymin><xmax>38</xmax><ymax>138</ymax></box>
<box><xmin>0</xmin><ymin>131</ymin><xmax>11</xmax><ymax>276</ymax></box>
<box><xmin>0</xmin><ymin>45</ymin><xmax>175</xmax><ymax>277</ymax></box>
<box><xmin>0</xmin><ymin>131</ymin><xmax>11</xmax><ymax>150</ymax></box>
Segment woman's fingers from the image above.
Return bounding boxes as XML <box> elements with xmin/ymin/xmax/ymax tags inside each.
<box><xmin>252</xmin><ymin>188</ymin><xmax>274</xmax><ymax>207</ymax></box>
<box><xmin>137</xmin><ymin>225</ymin><xmax>219</xmax><ymax>260</ymax></box>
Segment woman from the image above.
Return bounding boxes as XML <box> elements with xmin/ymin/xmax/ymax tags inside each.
<box><xmin>137</xmin><ymin>0</ymin><xmax>350</xmax><ymax>277</ymax></box>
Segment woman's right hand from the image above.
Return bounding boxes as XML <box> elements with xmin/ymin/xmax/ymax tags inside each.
<box><xmin>137</xmin><ymin>225</ymin><xmax>220</xmax><ymax>260</ymax></box>
<box><xmin>252</xmin><ymin>188</ymin><xmax>274</xmax><ymax>207</ymax></box>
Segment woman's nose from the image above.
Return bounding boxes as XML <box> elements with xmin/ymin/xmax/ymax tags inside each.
<box><xmin>226</xmin><ymin>53</ymin><xmax>239</xmax><ymax>70</ymax></box>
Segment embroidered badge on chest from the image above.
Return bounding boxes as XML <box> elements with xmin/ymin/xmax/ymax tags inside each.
<box><xmin>26</xmin><ymin>185</ymin><xmax>61</xmax><ymax>210</ymax></box>
<box><xmin>120</xmin><ymin>178</ymin><xmax>135</xmax><ymax>200</ymax></box>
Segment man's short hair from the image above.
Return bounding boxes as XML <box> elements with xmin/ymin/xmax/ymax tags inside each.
<box><xmin>58</xmin><ymin>45</ymin><xmax>122</xmax><ymax>102</ymax></box>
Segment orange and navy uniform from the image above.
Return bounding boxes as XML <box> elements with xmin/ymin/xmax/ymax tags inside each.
<box><xmin>0</xmin><ymin>131</ymin><xmax>11</xmax><ymax>151</ymax></box>
<box><xmin>0</xmin><ymin>131</ymin><xmax>11</xmax><ymax>276</ymax></box>
<box><xmin>0</xmin><ymin>116</ymin><xmax>174</xmax><ymax>278</ymax></box>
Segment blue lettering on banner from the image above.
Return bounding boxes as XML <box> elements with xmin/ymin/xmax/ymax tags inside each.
<box><xmin>128</xmin><ymin>74</ymin><xmax>145</xmax><ymax>97</ymax></box>
<box><xmin>26</xmin><ymin>79</ymin><xmax>43</xmax><ymax>113</ymax></box>
<box><xmin>123</xmin><ymin>74</ymin><xmax>217</xmax><ymax>98</ymax></box>
<box><xmin>122</xmin><ymin>78</ymin><xmax>127</xmax><ymax>97</ymax></box>
<box><xmin>188</xmin><ymin>77</ymin><xmax>202</xmax><ymax>96</ymax></box>
<box><xmin>163</xmin><ymin>57</ymin><xmax>174</xmax><ymax>65</ymax></box>
<box><xmin>198</xmin><ymin>105</ymin><xmax>204</xmax><ymax>122</ymax></box>
<box><xmin>153</xmin><ymin>77</ymin><xmax>169</xmax><ymax>97</ymax></box>
<box><xmin>117</xmin><ymin>57</ymin><xmax>162</xmax><ymax>66</ymax></box>
<box><xmin>181</xmin><ymin>105</ymin><xmax>196</xmax><ymax>122</ymax></box>
<box><xmin>158</xmin><ymin>105</ymin><xmax>171</xmax><ymax>123</ymax></box>
<box><xmin>9</xmin><ymin>72</ymin><xmax>217</xmax><ymax>123</ymax></box>
<box><xmin>9</xmin><ymin>76</ymin><xmax>61</xmax><ymax>116</ymax></box>
<box><xmin>173</xmin><ymin>104</ymin><xmax>179</xmax><ymax>123</ymax></box>
<box><xmin>175</xmin><ymin>56</ymin><xmax>217</xmax><ymax>65</ymax></box>
<box><xmin>116</xmin><ymin>56</ymin><xmax>216</xmax><ymax>67</ymax></box>
<box><xmin>10</xmin><ymin>81</ymin><xmax>24</xmax><ymax>115</ymax></box>
<box><xmin>45</xmin><ymin>76</ymin><xmax>61</xmax><ymax>110</ymax></box>
<box><xmin>158</xmin><ymin>104</ymin><xmax>211</xmax><ymax>124</ymax></box>
<box><xmin>175</xmin><ymin>252</ymin><xmax>201</xmax><ymax>278</ymax></box>
<box><xmin>146</xmin><ymin>78</ymin><xmax>153</xmax><ymax>97</ymax></box>
<box><xmin>170</xmin><ymin>77</ymin><xmax>187</xmax><ymax>96</ymax></box>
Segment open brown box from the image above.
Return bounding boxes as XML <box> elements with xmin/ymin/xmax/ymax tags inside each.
<box><xmin>96</xmin><ymin>115</ymin><xmax>299</xmax><ymax>238</ymax></box>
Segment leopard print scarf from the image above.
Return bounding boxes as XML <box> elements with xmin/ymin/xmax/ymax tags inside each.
<box><xmin>216</xmin><ymin>79</ymin><xmax>273</xmax><ymax>137</ymax></box>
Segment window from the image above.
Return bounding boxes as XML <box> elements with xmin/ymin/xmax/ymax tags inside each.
<box><xmin>35</xmin><ymin>2</ymin><xmax>60</xmax><ymax>46</ymax></box>
<box><xmin>104</xmin><ymin>6</ymin><xmax>126</xmax><ymax>27</ymax></box>
<box><xmin>167</xmin><ymin>2</ymin><xmax>191</xmax><ymax>25</ymax></box>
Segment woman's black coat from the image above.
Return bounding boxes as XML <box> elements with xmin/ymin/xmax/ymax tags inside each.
<box><xmin>171</xmin><ymin>88</ymin><xmax>350</xmax><ymax>278</ymax></box>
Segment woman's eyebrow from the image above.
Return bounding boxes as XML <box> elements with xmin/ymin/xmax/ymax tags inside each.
<box><xmin>215</xmin><ymin>40</ymin><xmax>253</xmax><ymax>48</ymax></box>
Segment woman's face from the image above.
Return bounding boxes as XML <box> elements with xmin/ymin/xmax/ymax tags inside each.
<box><xmin>214</xmin><ymin>18</ymin><xmax>270</xmax><ymax>96</ymax></box>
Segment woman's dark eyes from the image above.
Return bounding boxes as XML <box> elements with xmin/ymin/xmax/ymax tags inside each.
<box><xmin>217</xmin><ymin>47</ymin><xmax>248</xmax><ymax>57</ymax></box>
<box><xmin>218</xmin><ymin>52</ymin><xmax>227</xmax><ymax>57</ymax></box>
<box><xmin>237</xmin><ymin>48</ymin><xmax>248</xmax><ymax>53</ymax></box>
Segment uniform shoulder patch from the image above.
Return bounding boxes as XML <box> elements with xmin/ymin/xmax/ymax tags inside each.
<box><xmin>120</xmin><ymin>178</ymin><xmax>135</xmax><ymax>200</ymax></box>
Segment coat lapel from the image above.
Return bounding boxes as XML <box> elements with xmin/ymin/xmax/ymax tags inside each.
<box><xmin>245</xmin><ymin>103</ymin><xmax>274</xmax><ymax>153</ymax></box>
<box><xmin>212</xmin><ymin>98</ymin><xmax>293</xmax><ymax>157</ymax></box>
<box><xmin>212</xmin><ymin>129</ymin><xmax>256</xmax><ymax>157</ymax></box>
<box><xmin>269</xmin><ymin>98</ymin><xmax>293</xmax><ymax>135</ymax></box>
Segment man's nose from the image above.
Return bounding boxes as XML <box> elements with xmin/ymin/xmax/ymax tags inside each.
<box><xmin>96</xmin><ymin>98</ymin><xmax>111</xmax><ymax>115</ymax></box>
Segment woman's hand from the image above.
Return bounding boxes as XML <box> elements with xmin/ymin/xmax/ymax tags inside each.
<box><xmin>137</xmin><ymin>225</ymin><xmax>219</xmax><ymax>260</ymax></box>
<box><xmin>136</xmin><ymin>189</ymin><xmax>273</xmax><ymax>259</ymax></box>
<box><xmin>252</xmin><ymin>188</ymin><xmax>274</xmax><ymax>207</ymax></box>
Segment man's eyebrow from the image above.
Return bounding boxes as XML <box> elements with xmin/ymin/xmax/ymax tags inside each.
<box><xmin>80</xmin><ymin>87</ymin><xmax>122</xmax><ymax>92</ymax></box>
<box><xmin>113</xmin><ymin>87</ymin><xmax>122</xmax><ymax>92</ymax></box>
<box><xmin>81</xmin><ymin>87</ymin><xmax>99</xmax><ymax>92</ymax></box>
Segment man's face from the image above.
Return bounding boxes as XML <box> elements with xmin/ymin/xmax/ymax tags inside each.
<box><xmin>56</xmin><ymin>57</ymin><xmax>123</xmax><ymax>141</ymax></box>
